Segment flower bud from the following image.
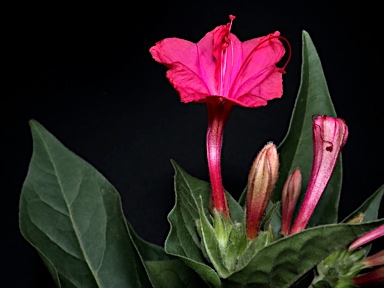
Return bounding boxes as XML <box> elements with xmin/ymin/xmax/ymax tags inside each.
<box><xmin>353</xmin><ymin>266</ymin><xmax>384</xmax><ymax>287</ymax></box>
<box><xmin>280</xmin><ymin>168</ymin><xmax>302</xmax><ymax>236</ymax></box>
<box><xmin>349</xmin><ymin>224</ymin><xmax>384</xmax><ymax>251</ymax></box>
<box><xmin>362</xmin><ymin>250</ymin><xmax>384</xmax><ymax>268</ymax></box>
<box><xmin>246</xmin><ymin>142</ymin><xmax>279</xmax><ymax>240</ymax></box>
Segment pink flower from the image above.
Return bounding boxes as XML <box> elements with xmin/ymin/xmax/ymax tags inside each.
<box><xmin>290</xmin><ymin>115</ymin><xmax>349</xmax><ymax>234</ymax></box>
<box><xmin>149</xmin><ymin>15</ymin><xmax>289</xmax><ymax>107</ymax></box>
<box><xmin>150</xmin><ymin>15</ymin><xmax>289</xmax><ymax>217</ymax></box>
<box><xmin>280</xmin><ymin>168</ymin><xmax>302</xmax><ymax>236</ymax></box>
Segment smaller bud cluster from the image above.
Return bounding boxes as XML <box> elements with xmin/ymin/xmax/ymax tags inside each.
<box><xmin>311</xmin><ymin>224</ymin><xmax>384</xmax><ymax>287</ymax></box>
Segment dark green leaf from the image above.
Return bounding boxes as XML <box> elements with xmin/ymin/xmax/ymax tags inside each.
<box><xmin>127</xmin><ymin>221</ymin><xmax>172</xmax><ymax>261</ymax></box>
<box><xmin>19</xmin><ymin>120</ymin><xmax>152</xmax><ymax>288</ymax></box>
<box><xmin>146</xmin><ymin>260</ymin><xmax>209</xmax><ymax>288</ymax></box>
<box><xmin>262</xmin><ymin>201</ymin><xmax>281</xmax><ymax>232</ymax></box>
<box><xmin>228</xmin><ymin>219</ymin><xmax>384</xmax><ymax>288</ymax></box>
<box><xmin>342</xmin><ymin>184</ymin><xmax>384</xmax><ymax>223</ymax></box>
<box><xmin>38</xmin><ymin>251</ymin><xmax>62</xmax><ymax>287</ymax></box>
<box><xmin>273</xmin><ymin>30</ymin><xmax>342</xmax><ymax>227</ymax></box>
<box><xmin>128</xmin><ymin>220</ymin><xmax>208</xmax><ymax>288</ymax></box>
<box><xmin>238</xmin><ymin>186</ymin><xmax>247</xmax><ymax>207</ymax></box>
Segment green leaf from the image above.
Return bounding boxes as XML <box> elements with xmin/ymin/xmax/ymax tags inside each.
<box><xmin>227</xmin><ymin>219</ymin><xmax>384</xmax><ymax>288</ymax></box>
<box><xmin>127</xmin><ymin>221</ymin><xmax>209</xmax><ymax>288</ymax></box>
<box><xmin>342</xmin><ymin>184</ymin><xmax>384</xmax><ymax>223</ymax></box>
<box><xmin>165</xmin><ymin>160</ymin><xmax>244</xmax><ymax>288</ymax></box>
<box><xmin>127</xmin><ymin>221</ymin><xmax>172</xmax><ymax>261</ymax></box>
<box><xmin>273</xmin><ymin>30</ymin><xmax>342</xmax><ymax>226</ymax></box>
<box><xmin>38</xmin><ymin>251</ymin><xmax>62</xmax><ymax>287</ymax></box>
<box><xmin>146</xmin><ymin>260</ymin><xmax>209</xmax><ymax>288</ymax></box>
<box><xmin>262</xmin><ymin>201</ymin><xmax>281</xmax><ymax>232</ymax></box>
<box><xmin>19</xmin><ymin>120</ymin><xmax>152</xmax><ymax>288</ymax></box>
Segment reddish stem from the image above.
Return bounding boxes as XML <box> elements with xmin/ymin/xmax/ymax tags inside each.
<box><xmin>206</xmin><ymin>98</ymin><xmax>233</xmax><ymax>218</ymax></box>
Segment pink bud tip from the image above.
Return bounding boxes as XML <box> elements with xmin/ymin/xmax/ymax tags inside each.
<box><xmin>281</xmin><ymin>168</ymin><xmax>302</xmax><ymax>236</ymax></box>
<box><xmin>362</xmin><ymin>250</ymin><xmax>384</xmax><ymax>268</ymax></box>
<box><xmin>349</xmin><ymin>224</ymin><xmax>384</xmax><ymax>251</ymax></box>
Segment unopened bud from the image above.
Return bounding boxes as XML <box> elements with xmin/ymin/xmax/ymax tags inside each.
<box><xmin>280</xmin><ymin>168</ymin><xmax>302</xmax><ymax>236</ymax></box>
<box><xmin>353</xmin><ymin>266</ymin><xmax>384</xmax><ymax>287</ymax></box>
<box><xmin>246</xmin><ymin>142</ymin><xmax>279</xmax><ymax>240</ymax></box>
<box><xmin>362</xmin><ymin>250</ymin><xmax>384</xmax><ymax>268</ymax></box>
<box><xmin>349</xmin><ymin>224</ymin><xmax>384</xmax><ymax>251</ymax></box>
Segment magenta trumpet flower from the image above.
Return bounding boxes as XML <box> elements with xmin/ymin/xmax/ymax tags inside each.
<box><xmin>290</xmin><ymin>115</ymin><xmax>348</xmax><ymax>234</ymax></box>
<box><xmin>150</xmin><ymin>15</ymin><xmax>289</xmax><ymax>217</ymax></box>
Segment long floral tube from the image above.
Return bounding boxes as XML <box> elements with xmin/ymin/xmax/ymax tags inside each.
<box><xmin>206</xmin><ymin>99</ymin><xmax>233</xmax><ymax>216</ymax></box>
<box><xmin>290</xmin><ymin>115</ymin><xmax>348</xmax><ymax>234</ymax></box>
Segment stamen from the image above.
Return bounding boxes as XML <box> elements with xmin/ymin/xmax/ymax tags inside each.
<box><xmin>221</xmin><ymin>15</ymin><xmax>236</xmax><ymax>52</ymax></box>
<box><xmin>219</xmin><ymin>15</ymin><xmax>236</xmax><ymax>95</ymax></box>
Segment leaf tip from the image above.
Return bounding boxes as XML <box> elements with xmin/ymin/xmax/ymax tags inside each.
<box><xmin>28</xmin><ymin>119</ymin><xmax>44</xmax><ymax>134</ymax></box>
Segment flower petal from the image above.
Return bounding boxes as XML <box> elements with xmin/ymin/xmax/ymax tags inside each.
<box><xmin>228</xmin><ymin>32</ymin><xmax>285</xmax><ymax>103</ymax></box>
<box><xmin>150</xmin><ymin>38</ymin><xmax>211</xmax><ymax>101</ymax></box>
<box><xmin>235</xmin><ymin>67</ymin><xmax>283</xmax><ymax>107</ymax></box>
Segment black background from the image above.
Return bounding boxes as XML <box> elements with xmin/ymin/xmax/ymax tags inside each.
<box><xmin>3</xmin><ymin>1</ymin><xmax>383</xmax><ymax>287</ymax></box>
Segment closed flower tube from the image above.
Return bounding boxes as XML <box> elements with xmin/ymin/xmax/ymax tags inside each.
<box><xmin>290</xmin><ymin>115</ymin><xmax>348</xmax><ymax>234</ymax></box>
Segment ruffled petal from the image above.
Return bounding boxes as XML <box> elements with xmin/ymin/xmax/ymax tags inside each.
<box><xmin>165</xmin><ymin>63</ymin><xmax>211</xmax><ymax>103</ymax></box>
<box><xmin>150</xmin><ymin>38</ymin><xmax>211</xmax><ymax>100</ymax></box>
<box><xmin>196</xmin><ymin>28</ymin><xmax>220</xmax><ymax>95</ymax></box>
<box><xmin>235</xmin><ymin>66</ymin><xmax>283</xmax><ymax>107</ymax></box>
<box><xmin>229</xmin><ymin>31</ymin><xmax>285</xmax><ymax>103</ymax></box>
